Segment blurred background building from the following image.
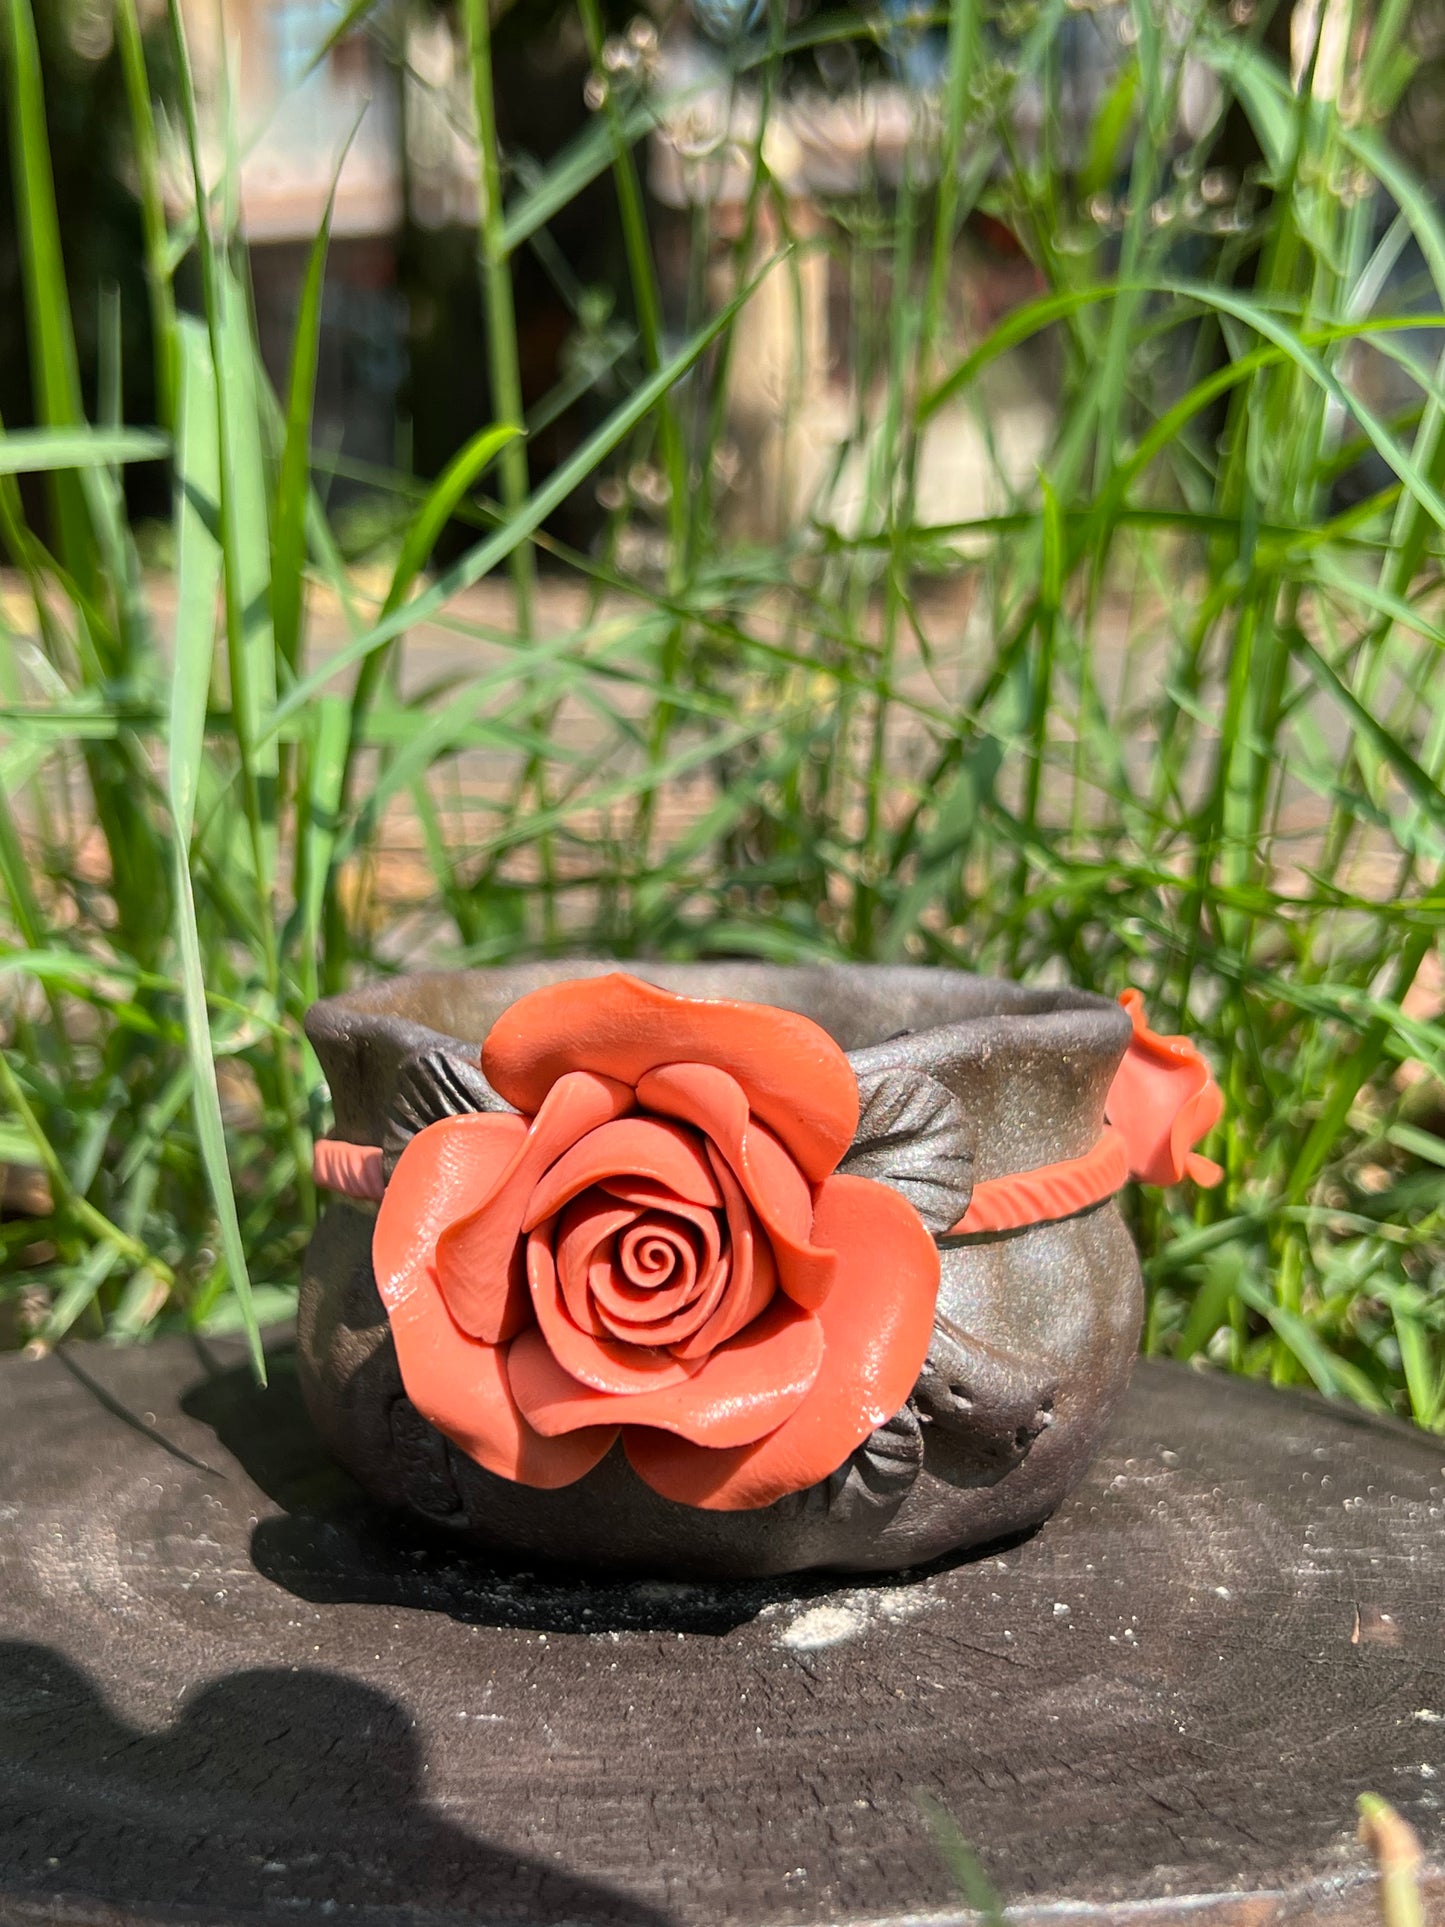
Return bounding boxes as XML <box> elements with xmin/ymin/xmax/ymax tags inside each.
<box><xmin>175</xmin><ymin>0</ymin><xmax>407</xmax><ymax>494</ymax></box>
<box><xmin>3</xmin><ymin>0</ymin><xmax>1444</xmax><ymax>541</ymax></box>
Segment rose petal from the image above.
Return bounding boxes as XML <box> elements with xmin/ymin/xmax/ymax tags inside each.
<box><xmin>507</xmin><ymin>1294</ymin><xmax>824</xmax><ymax>1448</ymax></box>
<box><xmin>668</xmin><ymin>1146</ymin><xmax>775</xmax><ymax>1359</ymax></box>
<box><xmin>595</xmin><ymin>1217</ymin><xmax>701</xmax><ymax>1324</ymax></box>
<box><xmin>482</xmin><ymin>972</ymin><xmax>860</xmax><ymax>1181</ymax></box>
<box><xmin>620</xmin><ymin>1216</ymin><xmax>697</xmax><ymax>1288</ymax></box>
<box><xmin>554</xmin><ymin>1189</ymin><xmax>732</xmax><ymax>1347</ymax></box>
<box><xmin>373</xmin><ymin>1116</ymin><xmax>617</xmax><ymax>1488</ymax></box>
<box><xmin>1186</xmin><ymin>1148</ymin><xmax>1224</xmax><ymax>1186</ymax></box>
<box><xmin>409</xmin><ymin>1335</ymin><xmax>618</xmax><ymax>1489</ymax></box>
<box><xmin>1106</xmin><ymin>989</ymin><xmax>1224</xmax><ymax>1188</ymax></box>
<box><xmin>624</xmin><ymin>1172</ymin><xmax>940</xmax><ymax>1510</ymax></box>
<box><xmin>635</xmin><ymin>1062</ymin><xmax>837</xmax><ymax>1311</ymax></box>
<box><xmin>522</xmin><ymin>1117</ymin><xmax>722</xmax><ymax>1230</ymax></box>
<box><xmin>557</xmin><ymin>1190</ymin><xmax>724</xmax><ymax>1333</ymax></box>
<box><xmin>589</xmin><ymin>1210</ymin><xmax>728</xmax><ymax>1348</ymax></box>
<box><xmin>434</xmin><ymin>1070</ymin><xmax>633</xmax><ymax>1341</ymax></box>
<box><xmin>597</xmin><ymin>1248</ymin><xmax>733</xmax><ymax>1350</ymax></box>
<box><xmin>374</xmin><ymin>1111</ymin><xmax>527</xmax><ymax>1314</ymax></box>
<box><xmin>554</xmin><ymin>1192</ymin><xmax>636</xmax><ymax>1334</ymax></box>
<box><xmin>600</xmin><ymin>1174</ymin><xmax>711</xmax><ymax>1211</ymax></box>
<box><xmin>598</xmin><ymin>1260</ymin><xmax>732</xmax><ymax>1348</ymax></box>
<box><xmin>527</xmin><ymin>1227</ymin><xmax>704</xmax><ymax>1395</ymax></box>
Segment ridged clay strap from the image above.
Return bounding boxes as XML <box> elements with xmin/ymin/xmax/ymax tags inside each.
<box><xmin>947</xmin><ymin>1128</ymin><xmax>1131</xmax><ymax>1236</ymax></box>
<box><xmin>312</xmin><ymin>1138</ymin><xmax>384</xmax><ymax>1202</ymax></box>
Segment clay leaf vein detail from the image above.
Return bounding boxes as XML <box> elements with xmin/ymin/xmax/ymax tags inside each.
<box><xmin>838</xmin><ymin>1067</ymin><xmax>974</xmax><ymax>1233</ymax></box>
<box><xmin>383</xmin><ymin>1046</ymin><xmax>517</xmax><ymax>1177</ymax></box>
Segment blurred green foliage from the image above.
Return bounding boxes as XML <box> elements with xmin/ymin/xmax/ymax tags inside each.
<box><xmin>0</xmin><ymin>0</ymin><xmax>1442</xmax><ymax>1428</ymax></box>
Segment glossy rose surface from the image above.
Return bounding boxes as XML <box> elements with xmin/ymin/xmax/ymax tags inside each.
<box><xmin>372</xmin><ymin>974</ymin><xmax>941</xmax><ymax>1510</ymax></box>
<box><xmin>1106</xmin><ymin>989</ymin><xmax>1224</xmax><ymax>1188</ymax></box>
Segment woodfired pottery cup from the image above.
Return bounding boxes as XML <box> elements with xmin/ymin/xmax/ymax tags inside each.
<box><xmin>298</xmin><ymin>961</ymin><xmax>1216</xmax><ymax>1578</ymax></box>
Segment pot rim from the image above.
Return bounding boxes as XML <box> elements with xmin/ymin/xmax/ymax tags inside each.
<box><xmin>306</xmin><ymin>959</ymin><xmax>1130</xmax><ymax>1056</ymax></box>
<box><xmin>306</xmin><ymin>963</ymin><xmax>1134</xmax><ymax>1179</ymax></box>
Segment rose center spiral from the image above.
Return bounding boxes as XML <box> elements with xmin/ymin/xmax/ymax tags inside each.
<box><xmin>548</xmin><ymin>1151</ymin><xmax>772</xmax><ymax>1358</ymax></box>
<box><xmin>618</xmin><ymin>1214</ymin><xmax>697</xmax><ymax>1291</ymax></box>
<box><xmin>585</xmin><ymin>1201</ymin><xmax>720</xmax><ymax>1348</ymax></box>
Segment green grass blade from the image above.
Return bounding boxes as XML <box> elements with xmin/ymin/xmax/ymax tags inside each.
<box><xmin>500</xmin><ymin>103</ymin><xmax>654</xmax><ymax>255</ymax></box>
<box><xmin>0</xmin><ymin>428</ymin><xmax>169</xmax><ymax>474</ymax></box>
<box><xmin>1296</xmin><ymin>638</ymin><xmax>1445</xmax><ymax>835</ymax></box>
<box><xmin>302</xmin><ymin>0</ymin><xmax>384</xmax><ymax>79</ymax></box>
<box><xmin>1392</xmin><ymin>1298</ymin><xmax>1441</xmax><ymax>1431</ymax></box>
<box><xmin>292</xmin><ymin>693</ymin><xmax>348</xmax><ymax>1006</ymax></box>
<box><xmin>918</xmin><ymin>1795</ymin><xmax>1008</xmax><ymax>1926</ymax></box>
<box><xmin>2</xmin><ymin>0</ymin><xmax>93</xmax><ymax>585</ymax></box>
<box><xmin>170</xmin><ymin>320</ymin><xmax>221</xmax><ymax>845</ymax></box>
<box><xmin>268</xmin><ymin>256</ymin><xmax>783</xmax><ymax>734</ymax></box>
<box><xmin>460</xmin><ymin>0</ymin><xmax>535</xmax><ymax>633</ymax></box>
<box><xmin>1235</xmin><ymin>1276</ymin><xmax>1392</xmax><ymax>1411</ymax></box>
<box><xmin>271</xmin><ymin>121</ymin><xmax>362</xmax><ymax>678</ymax></box>
<box><xmin>167</xmin><ymin>317</ymin><xmax>263</xmax><ymax>1379</ymax></box>
<box><xmin>218</xmin><ymin>260</ymin><xmax>280</xmax><ymax>811</ymax></box>
<box><xmin>114</xmin><ymin>0</ymin><xmax>178</xmax><ymax>427</ymax></box>
<box><xmin>380</xmin><ymin>423</ymin><xmax>520</xmax><ymax>620</ymax></box>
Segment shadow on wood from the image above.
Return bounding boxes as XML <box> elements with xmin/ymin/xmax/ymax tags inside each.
<box><xmin>0</xmin><ymin>1639</ymin><xmax>668</xmax><ymax>1925</ymax></box>
<box><xmin>181</xmin><ymin>1345</ymin><xmax>1040</xmax><ymax>1637</ymax></box>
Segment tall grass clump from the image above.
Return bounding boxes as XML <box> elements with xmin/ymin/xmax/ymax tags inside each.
<box><xmin>0</xmin><ymin>0</ymin><xmax>1443</xmax><ymax>1424</ymax></box>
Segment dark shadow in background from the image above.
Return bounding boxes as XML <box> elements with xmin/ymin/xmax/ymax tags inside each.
<box><xmin>0</xmin><ymin>1640</ymin><xmax>670</xmax><ymax>1926</ymax></box>
<box><xmin>181</xmin><ymin>1345</ymin><xmax>1027</xmax><ymax>1640</ymax></box>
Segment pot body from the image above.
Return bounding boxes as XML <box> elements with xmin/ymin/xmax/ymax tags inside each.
<box><xmin>299</xmin><ymin>962</ymin><xmax>1143</xmax><ymax>1577</ymax></box>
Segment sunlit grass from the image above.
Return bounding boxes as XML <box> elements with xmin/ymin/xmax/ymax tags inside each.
<box><xmin>0</xmin><ymin>0</ymin><xmax>1442</xmax><ymax>1428</ymax></box>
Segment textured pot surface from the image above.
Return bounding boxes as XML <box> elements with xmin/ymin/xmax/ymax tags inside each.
<box><xmin>300</xmin><ymin>962</ymin><xmax>1142</xmax><ymax>1576</ymax></box>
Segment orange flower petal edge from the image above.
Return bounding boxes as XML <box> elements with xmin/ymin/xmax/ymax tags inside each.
<box><xmin>672</xmin><ymin>1147</ymin><xmax>776</xmax><ymax>1356</ymax></box>
<box><xmin>522</xmin><ymin>1116</ymin><xmax>722</xmax><ymax>1227</ymax></box>
<box><xmin>481</xmin><ymin>972</ymin><xmax>860</xmax><ymax>1182</ymax></box>
<box><xmin>527</xmin><ymin>1223</ymin><xmax>710</xmax><ymax>1394</ymax></box>
<box><xmin>1106</xmin><ymin>989</ymin><xmax>1224</xmax><ymax>1189</ymax></box>
<box><xmin>434</xmin><ymin>1070</ymin><xmax>633</xmax><ymax>1340</ymax></box>
<box><xmin>624</xmin><ymin>1175</ymin><xmax>940</xmax><ymax>1510</ymax></box>
<box><xmin>635</xmin><ymin>1062</ymin><xmax>837</xmax><ymax>1310</ymax></box>
<box><xmin>507</xmin><ymin>1294</ymin><xmax>824</xmax><ymax>1448</ymax></box>
<box><xmin>373</xmin><ymin>1115</ymin><xmax>617</xmax><ymax>1489</ymax></box>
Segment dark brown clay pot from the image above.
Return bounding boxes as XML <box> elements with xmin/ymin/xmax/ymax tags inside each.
<box><xmin>300</xmin><ymin>961</ymin><xmax>1143</xmax><ymax>1578</ymax></box>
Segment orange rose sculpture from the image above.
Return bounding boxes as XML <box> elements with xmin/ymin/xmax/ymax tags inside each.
<box><xmin>372</xmin><ymin>974</ymin><xmax>941</xmax><ymax>1511</ymax></box>
<box><xmin>1105</xmin><ymin>989</ymin><xmax>1224</xmax><ymax>1188</ymax></box>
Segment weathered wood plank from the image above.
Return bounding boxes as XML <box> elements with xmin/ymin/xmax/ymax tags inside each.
<box><xmin>1</xmin><ymin>1339</ymin><xmax>1442</xmax><ymax>1925</ymax></box>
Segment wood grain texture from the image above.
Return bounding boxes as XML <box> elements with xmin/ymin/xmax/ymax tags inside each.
<box><xmin>1</xmin><ymin>1339</ymin><xmax>1442</xmax><ymax>1927</ymax></box>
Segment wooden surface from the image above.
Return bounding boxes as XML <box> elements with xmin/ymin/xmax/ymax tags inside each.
<box><xmin>1</xmin><ymin>1336</ymin><xmax>1442</xmax><ymax>1927</ymax></box>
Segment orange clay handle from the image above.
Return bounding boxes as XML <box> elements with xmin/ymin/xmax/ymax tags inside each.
<box><xmin>312</xmin><ymin>1139</ymin><xmax>385</xmax><ymax>1202</ymax></box>
<box><xmin>947</xmin><ymin>990</ymin><xmax>1223</xmax><ymax>1237</ymax></box>
<box><xmin>950</xmin><ymin>1128</ymin><xmax>1130</xmax><ymax>1236</ymax></box>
